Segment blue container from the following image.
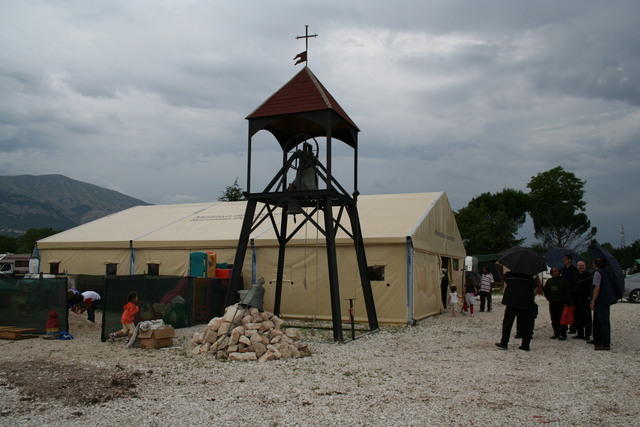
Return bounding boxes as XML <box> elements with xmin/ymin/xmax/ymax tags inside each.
<box><xmin>189</xmin><ymin>252</ymin><xmax>207</xmax><ymax>278</ymax></box>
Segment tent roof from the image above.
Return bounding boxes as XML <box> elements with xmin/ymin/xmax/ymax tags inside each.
<box><xmin>246</xmin><ymin>66</ymin><xmax>358</xmax><ymax>131</ymax></box>
<box><xmin>38</xmin><ymin>193</ymin><xmax>465</xmax><ymax>257</ymax></box>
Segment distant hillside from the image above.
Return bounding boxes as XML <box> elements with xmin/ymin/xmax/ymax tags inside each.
<box><xmin>0</xmin><ymin>174</ymin><xmax>148</xmax><ymax>235</ymax></box>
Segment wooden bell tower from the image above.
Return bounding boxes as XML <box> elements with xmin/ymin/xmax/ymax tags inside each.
<box><xmin>225</xmin><ymin>64</ymin><xmax>379</xmax><ymax>342</ymax></box>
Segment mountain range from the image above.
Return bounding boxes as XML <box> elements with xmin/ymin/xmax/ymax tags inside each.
<box><xmin>0</xmin><ymin>174</ymin><xmax>148</xmax><ymax>235</ymax></box>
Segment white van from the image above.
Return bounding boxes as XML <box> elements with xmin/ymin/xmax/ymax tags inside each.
<box><xmin>0</xmin><ymin>253</ymin><xmax>31</xmax><ymax>277</ymax></box>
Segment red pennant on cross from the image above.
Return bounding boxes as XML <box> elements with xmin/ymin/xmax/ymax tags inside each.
<box><xmin>294</xmin><ymin>51</ymin><xmax>307</xmax><ymax>65</ymax></box>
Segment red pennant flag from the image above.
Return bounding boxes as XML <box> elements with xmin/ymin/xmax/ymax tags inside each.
<box><xmin>293</xmin><ymin>51</ymin><xmax>307</xmax><ymax>65</ymax></box>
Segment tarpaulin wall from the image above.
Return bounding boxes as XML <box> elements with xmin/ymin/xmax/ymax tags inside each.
<box><xmin>412</xmin><ymin>251</ymin><xmax>444</xmax><ymax>321</ymax></box>
<box><xmin>410</xmin><ymin>193</ymin><xmax>466</xmax><ymax>259</ymax></box>
<box><xmin>41</xmin><ymin>247</ymin><xmax>251</xmax><ymax>286</ymax></box>
<box><xmin>40</xmin><ymin>249</ymin><xmax>130</xmax><ymax>276</ymax></box>
<box><xmin>258</xmin><ymin>243</ymin><xmax>407</xmax><ymax>324</ymax></box>
<box><xmin>0</xmin><ymin>277</ymin><xmax>68</xmax><ymax>333</ymax></box>
<box><xmin>132</xmin><ymin>248</ymin><xmax>247</xmax><ymax>279</ymax></box>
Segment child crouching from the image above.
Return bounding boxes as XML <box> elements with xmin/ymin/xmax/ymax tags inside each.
<box><xmin>109</xmin><ymin>291</ymin><xmax>139</xmax><ymax>340</ymax></box>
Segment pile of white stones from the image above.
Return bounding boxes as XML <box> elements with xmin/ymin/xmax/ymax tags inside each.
<box><xmin>190</xmin><ymin>304</ymin><xmax>311</xmax><ymax>362</ymax></box>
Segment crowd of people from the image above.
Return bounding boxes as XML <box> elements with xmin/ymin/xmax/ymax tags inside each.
<box><xmin>494</xmin><ymin>254</ymin><xmax>616</xmax><ymax>351</ymax></box>
<box><xmin>446</xmin><ymin>255</ymin><xmax>618</xmax><ymax>352</ymax></box>
<box><xmin>445</xmin><ymin>266</ymin><xmax>495</xmax><ymax>318</ymax></box>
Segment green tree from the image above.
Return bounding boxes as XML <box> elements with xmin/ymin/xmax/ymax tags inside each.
<box><xmin>0</xmin><ymin>235</ymin><xmax>18</xmax><ymax>253</ymax></box>
<box><xmin>218</xmin><ymin>178</ymin><xmax>245</xmax><ymax>202</ymax></box>
<box><xmin>527</xmin><ymin>166</ymin><xmax>596</xmax><ymax>249</ymax></box>
<box><xmin>456</xmin><ymin>189</ymin><xmax>529</xmax><ymax>254</ymax></box>
<box><xmin>16</xmin><ymin>228</ymin><xmax>60</xmax><ymax>253</ymax></box>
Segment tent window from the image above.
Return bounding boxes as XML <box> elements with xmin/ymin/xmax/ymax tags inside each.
<box><xmin>106</xmin><ymin>263</ymin><xmax>118</xmax><ymax>276</ymax></box>
<box><xmin>49</xmin><ymin>262</ymin><xmax>60</xmax><ymax>275</ymax></box>
<box><xmin>452</xmin><ymin>259</ymin><xmax>460</xmax><ymax>271</ymax></box>
<box><xmin>148</xmin><ymin>263</ymin><xmax>160</xmax><ymax>276</ymax></box>
<box><xmin>367</xmin><ymin>265</ymin><xmax>385</xmax><ymax>281</ymax></box>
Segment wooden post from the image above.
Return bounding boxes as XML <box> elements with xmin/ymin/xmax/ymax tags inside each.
<box><xmin>323</xmin><ymin>197</ymin><xmax>343</xmax><ymax>341</ymax></box>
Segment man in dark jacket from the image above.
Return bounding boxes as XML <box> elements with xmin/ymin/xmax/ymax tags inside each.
<box><xmin>440</xmin><ymin>268</ymin><xmax>449</xmax><ymax>308</ymax></box>
<box><xmin>496</xmin><ymin>271</ymin><xmax>538</xmax><ymax>351</ymax></box>
<box><xmin>591</xmin><ymin>258</ymin><xmax>618</xmax><ymax>350</ymax></box>
<box><xmin>544</xmin><ymin>267</ymin><xmax>571</xmax><ymax>340</ymax></box>
<box><xmin>572</xmin><ymin>261</ymin><xmax>592</xmax><ymax>340</ymax></box>
<box><xmin>560</xmin><ymin>255</ymin><xmax>579</xmax><ymax>283</ymax></box>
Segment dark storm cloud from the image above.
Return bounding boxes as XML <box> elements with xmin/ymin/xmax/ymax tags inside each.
<box><xmin>0</xmin><ymin>0</ymin><xmax>638</xmax><ymax>244</ymax></box>
<box><xmin>522</xmin><ymin>7</ymin><xmax>640</xmax><ymax>106</ymax></box>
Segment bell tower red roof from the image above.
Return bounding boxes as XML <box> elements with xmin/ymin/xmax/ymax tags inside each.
<box><xmin>246</xmin><ymin>66</ymin><xmax>359</xmax><ymax>131</ymax></box>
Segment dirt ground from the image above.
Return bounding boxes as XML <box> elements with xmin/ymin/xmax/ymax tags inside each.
<box><xmin>1</xmin><ymin>360</ymin><xmax>144</xmax><ymax>408</ymax></box>
<box><xmin>1</xmin><ymin>297</ymin><xmax>639</xmax><ymax>426</ymax></box>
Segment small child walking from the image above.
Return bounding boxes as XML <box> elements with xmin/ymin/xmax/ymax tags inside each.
<box><xmin>447</xmin><ymin>286</ymin><xmax>458</xmax><ymax>317</ymax></box>
<box><xmin>109</xmin><ymin>291</ymin><xmax>139</xmax><ymax>340</ymax></box>
<box><xmin>464</xmin><ymin>279</ymin><xmax>476</xmax><ymax>316</ymax></box>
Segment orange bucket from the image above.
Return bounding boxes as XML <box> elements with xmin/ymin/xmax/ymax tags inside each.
<box><xmin>215</xmin><ymin>268</ymin><xmax>232</xmax><ymax>279</ymax></box>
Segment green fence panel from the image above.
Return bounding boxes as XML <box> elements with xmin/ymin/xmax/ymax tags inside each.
<box><xmin>70</xmin><ymin>275</ymin><xmax>106</xmax><ymax>297</ymax></box>
<box><xmin>0</xmin><ymin>277</ymin><xmax>68</xmax><ymax>333</ymax></box>
<box><xmin>101</xmin><ymin>276</ymin><xmax>194</xmax><ymax>341</ymax></box>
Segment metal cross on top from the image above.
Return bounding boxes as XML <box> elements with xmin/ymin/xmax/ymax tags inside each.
<box><xmin>294</xmin><ymin>25</ymin><xmax>317</xmax><ymax>66</ymax></box>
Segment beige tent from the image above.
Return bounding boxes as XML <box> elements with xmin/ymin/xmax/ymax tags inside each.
<box><xmin>38</xmin><ymin>192</ymin><xmax>465</xmax><ymax>324</ymax></box>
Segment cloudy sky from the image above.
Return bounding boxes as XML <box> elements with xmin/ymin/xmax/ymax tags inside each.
<box><xmin>1</xmin><ymin>1</ymin><xmax>638</xmax><ymax>246</ymax></box>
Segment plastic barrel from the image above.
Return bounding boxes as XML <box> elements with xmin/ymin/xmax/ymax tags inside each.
<box><xmin>189</xmin><ymin>252</ymin><xmax>207</xmax><ymax>278</ymax></box>
<box><xmin>206</xmin><ymin>252</ymin><xmax>217</xmax><ymax>278</ymax></box>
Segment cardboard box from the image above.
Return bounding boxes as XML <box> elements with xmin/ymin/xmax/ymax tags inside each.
<box><xmin>138</xmin><ymin>326</ymin><xmax>175</xmax><ymax>349</ymax></box>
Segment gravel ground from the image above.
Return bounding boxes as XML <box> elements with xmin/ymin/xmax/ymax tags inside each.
<box><xmin>1</xmin><ymin>297</ymin><xmax>638</xmax><ymax>426</ymax></box>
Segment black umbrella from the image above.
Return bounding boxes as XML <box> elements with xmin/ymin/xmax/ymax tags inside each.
<box><xmin>544</xmin><ymin>247</ymin><xmax>583</xmax><ymax>269</ymax></box>
<box><xmin>497</xmin><ymin>246</ymin><xmax>547</xmax><ymax>276</ymax></box>
<box><xmin>588</xmin><ymin>243</ymin><xmax>624</xmax><ymax>299</ymax></box>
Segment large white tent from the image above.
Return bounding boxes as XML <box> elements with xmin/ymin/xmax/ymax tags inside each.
<box><xmin>38</xmin><ymin>192</ymin><xmax>465</xmax><ymax>324</ymax></box>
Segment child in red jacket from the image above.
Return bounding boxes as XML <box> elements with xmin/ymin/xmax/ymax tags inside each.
<box><xmin>109</xmin><ymin>291</ymin><xmax>139</xmax><ymax>340</ymax></box>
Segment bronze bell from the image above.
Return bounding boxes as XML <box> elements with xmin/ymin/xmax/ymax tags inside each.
<box><xmin>293</xmin><ymin>142</ymin><xmax>318</xmax><ymax>191</ymax></box>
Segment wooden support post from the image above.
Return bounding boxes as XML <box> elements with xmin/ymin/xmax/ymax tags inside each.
<box><xmin>323</xmin><ymin>197</ymin><xmax>343</xmax><ymax>342</ymax></box>
<box><xmin>282</xmin><ymin>150</ymin><xmax>288</xmax><ymax>191</ymax></box>
<box><xmin>353</xmin><ymin>142</ymin><xmax>358</xmax><ymax>198</ymax></box>
<box><xmin>347</xmin><ymin>204</ymin><xmax>379</xmax><ymax>331</ymax></box>
<box><xmin>247</xmin><ymin>135</ymin><xmax>252</xmax><ymax>193</ymax></box>
<box><xmin>326</xmin><ymin>124</ymin><xmax>332</xmax><ymax>190</ymax></box>
<box><xmin>274</xmin><ymin>204</ymin><xmax>289</xmax><ymax>316</ymax></box>
<box><xmin>225</xmin><ymin>199</ymin><xmax>258</xmax><ymax>307</ymax></box>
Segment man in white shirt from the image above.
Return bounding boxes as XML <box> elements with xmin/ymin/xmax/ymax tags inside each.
<box><xmin>73</xmin><ymin>290</ymin><xmax>101</xmax><ymax>323</ymax></box>
<box><xmin>479</xmin><ymin>266</ymin><xmax>494</xmax><ymax>312</ymax></box>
